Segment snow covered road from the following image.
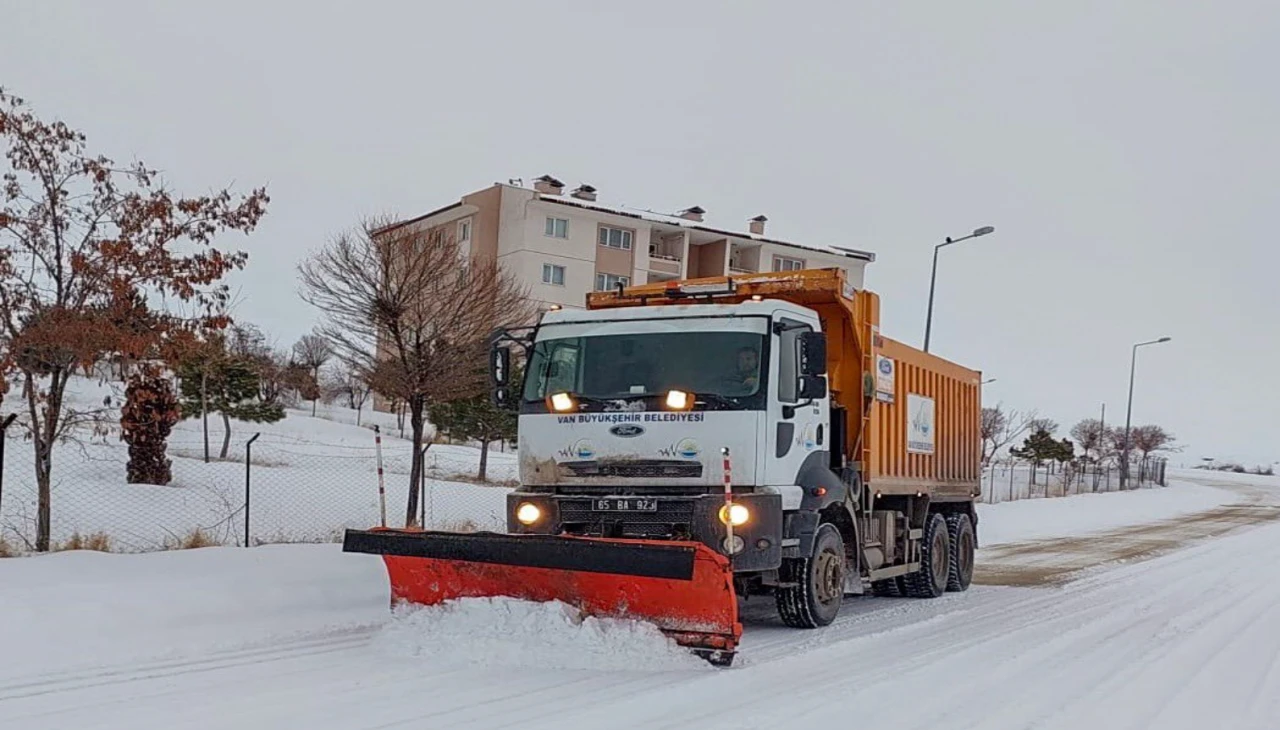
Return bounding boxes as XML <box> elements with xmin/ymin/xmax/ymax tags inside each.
<box><xmin>3</xmin><ymin>474</ymin><xmax>1279</xmax><ymax>730</ymax></box>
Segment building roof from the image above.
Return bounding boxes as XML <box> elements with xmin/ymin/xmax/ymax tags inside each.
<box><xmin>379</xmin><ymin>179</ymin><xmax>877</xmax><ymax>263</ymax></box>
<box><xmin>535</xmin><ymin>190</ymin><xmax>875</xmax><ymax>262</ymax></box>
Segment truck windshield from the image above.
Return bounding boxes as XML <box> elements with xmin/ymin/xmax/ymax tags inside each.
<box><xmin>522</xmin><ymin>329</ymin><xmax>767</xmax><ymax>410</ymax></box>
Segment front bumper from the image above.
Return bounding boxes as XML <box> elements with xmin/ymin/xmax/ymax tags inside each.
<box><xmin>506</xmin><ymin>491</ymin><xmax>782</xmax><ymax>572</ymax></box>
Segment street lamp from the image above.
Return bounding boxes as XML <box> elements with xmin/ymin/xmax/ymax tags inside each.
<box><xmin>924</xmin><ymin>225</ymin><xmax>995</xmax><ymax>353</ymax></box>
<box><xmin>1121</xmin><ymin>336</ymin><xmax>1171</xmax><ymax>488</ymax></box>
<box><xmin>981</xmin><ymin>378</ymin><xmax>996</xmax><ymax>385</ymax></box>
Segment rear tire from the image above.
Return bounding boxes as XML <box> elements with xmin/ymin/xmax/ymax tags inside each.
<box><xmin>945</xmin><ymin>513</ymin><xmax>975</xmax><ymax>592</ymax></box>
<box><xmin>776</xmin><ymin>523</ymin><xmax>845</xmax><ymax>628</ymax></box>
<box><xmin>901</xmin><ymin>513</ymin><xmax>949</xmax><ymax>599</ymax></box>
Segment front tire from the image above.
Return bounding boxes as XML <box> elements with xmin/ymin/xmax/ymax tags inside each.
<box><xmin>901</xmin><ymin>513</ymin><xmax>950</xmax><ymax>599</ymax></box>
<box><xmin>776</xmin><ymin>523</ymin><xmax>845</xmax><ymax>628</ymax></box>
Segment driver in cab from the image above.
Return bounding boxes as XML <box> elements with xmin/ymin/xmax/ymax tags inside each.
<box><xmin>723</xmin><ymin>345</ymin><xmax>760</xmax><ymax>395</ymax></box>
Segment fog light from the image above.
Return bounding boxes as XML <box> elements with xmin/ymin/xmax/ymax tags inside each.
<box><xmin>719</xmin><ymin>503</ymin><xmax>750</xmax><ymax>527</ymax></box>
<box><xmin>549</xmin><ymin>392</ymin><xmax>575</xmax><ymax>412</ymax></box>
<box><xmin>722</xmin><ymin>535</ymin><xmax>745</xmax><ymax>554</ymax></box>
<box><xmin>515</xmin><ymin>502</ymin><xmax>542</xmax><ymax>525</ymax></box>
<box><xmin>665</xmin><ymin>389</ymin><xmax>691</xmax><ymax>410</ymax></box>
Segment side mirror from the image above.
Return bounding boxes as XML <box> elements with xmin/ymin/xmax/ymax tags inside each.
<box><xmin>492</xmin><ymin>386</ymin><xmax>512</xmax><ymax>409</ymax></box>
<box><xmin>798</xmin><ymin>374</ymin><xmax>827</xmax><ymax>400</ymax></box>
<box><xmin>490</xmin><ymin>346</ymin><xmax>513</xmax><ymax>410</ymax></box>
<box><xmin>799</xmin><ymin>331</ymin><xmax>827</xmax><ymax>376</ymax></box>
<box><xmin>490</xmin><ymin>346</ymin><xmax>511</xmax><ymax>387</ymax></box>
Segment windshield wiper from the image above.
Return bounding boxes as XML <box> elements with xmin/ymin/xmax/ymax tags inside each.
<box><xmin>694</xmin><ymin>392</ymin><xmax>743</xmax><ymax>410</ymax></box>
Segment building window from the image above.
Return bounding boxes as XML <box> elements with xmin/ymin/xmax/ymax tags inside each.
<box><xmin>542</xmin><ymin>263</ymin><xmax>566</xmax><ymax>286</ymax></box>
<box><xmin>598</xmin><ymin>226</ymin><xmax>633</xmax><ymax>250</ymax></box>
<box><xmin>773</xmin><ymin>255</ymin><xmax>804</xmax><ymax>272</ymax></box>
<box><xmin>545</xmin><ymin>217</ymin><xmax>568</xmax><ymax>238</ymax></box>
<box><xmin>457</xmin><ymin>219</ymin><xmax>472</xmax><ymax>244</ymax></box>
<box><xmin>595</xmin><ymin>273</ymin><xmax>630</xmax><ymax>291</ymax></box>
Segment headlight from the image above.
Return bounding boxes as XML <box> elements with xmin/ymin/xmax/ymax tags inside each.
<box><xmin>718</xmin><ymin>503</ymin><xmax>750</xmax><ymax>527</ymax></box>
<box><xmin>515</xmin><ymin>502</ymin><xmax>542</xmax><ymax>525</ymax></box>
<box><xmin>549</xmin><ymin>392</ymin><xmax>575</xmax><ymax>412</ymax></box>
<box><xmin>665</xmin><ymin>389</ymin><xmax>691</xmax><ymax>410</ymax></box>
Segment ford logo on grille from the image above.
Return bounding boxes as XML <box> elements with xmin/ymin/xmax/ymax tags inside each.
<box><xmin>609</xmin><ymin>424</ymin><xmax>645</xmax><ymax>438</ymax></box>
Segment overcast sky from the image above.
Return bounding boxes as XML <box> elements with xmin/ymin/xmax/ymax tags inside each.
<box><xmin>4</xmin><ymin>0</ymin><xmax>1277</xmax><ymax>465</ymax></box>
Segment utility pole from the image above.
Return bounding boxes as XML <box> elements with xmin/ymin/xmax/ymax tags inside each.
<box><xmin>923</xmin><ymin>225</ymin><xmax>995</xmax><ymax>352</ymax></box>
<box><xmin>1121</xmin><ymin>337</ymin><xmax>1171</xmax><ymax>488</ymax></box>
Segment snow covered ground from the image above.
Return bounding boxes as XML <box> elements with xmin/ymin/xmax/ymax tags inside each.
<box><xmin>975</xmin><ymin>475</ymin><xmax>1233</xmax><ymax>546</ymax></box>
<box><xmin>2</xmin><ymin>471</ymin><xmax>1277</xmax><ymax>729</ymax></box>
<box><xmin>0</xmin><ymin>376</ymin><xmax>515</xmax><ymax>551</ymax></box>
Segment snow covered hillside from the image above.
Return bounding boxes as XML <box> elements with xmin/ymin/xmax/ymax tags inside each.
<box><xmin>0</xmin><ymin>376</ymin><xmax>515</xmax><ymax>552</ymax></box>
<box><xmin>1</xmin><ymin>471</ymin><xmax>1276</xmax><ymax>729</ymax></box>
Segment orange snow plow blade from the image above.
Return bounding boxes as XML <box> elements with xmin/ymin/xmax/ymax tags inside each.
<box><xmin>343</xmin><ymin>528</ymin><xmax>741</xmax><ymax>662</ymax></box>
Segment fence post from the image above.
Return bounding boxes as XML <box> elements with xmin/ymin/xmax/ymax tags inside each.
<box><xmin>374</xmin><ymin>425</ymin><xmax>387</xmax><ymax>528</ymax></box>
<box><xmin>0</xmin><ymin>414</ymin><xmax>15</xmax><ymax>522</ymax></box>
<box><xmin>245</xmin><ymin>432</ymin><xmax>260</xmax><ymax>548</ymax></box>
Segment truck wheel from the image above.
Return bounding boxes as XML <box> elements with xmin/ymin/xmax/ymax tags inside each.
<box><xmin>901</xmin><ymin>513</ymin><xmax>949</xmax><ymax>599</ymax></box>
<box><xmin>776</xmin><ymin>523</ymin><xmax>845</xmax><ymax>628</ymax></box>
<box><xmin>945</xmin><ymin>513</ymin><xmax>975</xmax><ymax>592</ymax></box>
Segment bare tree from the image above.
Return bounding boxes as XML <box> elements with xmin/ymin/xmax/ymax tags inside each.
<box><xmin>1027</xmin><ymin>417</ymin><xmax>1059</xmax><ymax>436</ymax></box>
<box><xmin>323</xmin><ymin>361</ymin><xmax>372</xmax><ymax>425</ymax></box>
<box><xmin>980</xmin><ymin>403</ymin><xmax>1041</xmax><ymax>462</ymax></box>
<box><xmin>1130</xmin><ymin>424</ymin><xmax>1176</xmax><ymax>461</ymax></box>
<box><xmin>980</xmin><ymin>407</ymin><xmax>1006</xmax><ymax>464</ymax></box>
<box><xmin>1070</xmin><ymin>418</ymin><xmax>1105</xmax><ymax>462</ymax></box>
<box><xmin>299</xmin><ymin>217</ymin><xmax>533</xmax><ymax>525</ymax></box>
<box><xmin>0</xmin><ymin>88</ymin><xmax>267</xmax><ymax>550</ymax></box>
<box><xmin>292</xmin><ymin>330</ymin><xmax>332</xmax><ymax>416</ymax></box>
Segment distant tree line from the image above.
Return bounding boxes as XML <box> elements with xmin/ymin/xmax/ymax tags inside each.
<box><xmin>981</xmin><ymin>403</ymin><xmax>1178</xmax><ymax>473</ymax></box>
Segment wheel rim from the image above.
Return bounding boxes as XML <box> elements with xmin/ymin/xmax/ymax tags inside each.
<box><xmin>813</xmin><ymin>549</ymin><xmax>843</xmax><ymax>605</ymax></box>
<box><xmin>931</xmin><ymin>528</ymin><xmax>948</xmax><ymax>586</ymax></box>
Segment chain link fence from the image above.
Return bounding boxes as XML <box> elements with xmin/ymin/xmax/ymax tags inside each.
<box><xmin>0</xmin><ymin>413</ymin><xmax>1174</xmax><ymax>553</ymax></box>
<box><xmin>0</xmin><ymin>427</ymin><xmax>516</xmax><ymax>554</ymax></box>
<box><xmin>980</xmin><ymin>456</ymin><xmax>1168</xmax><ymax>504</ymax></box>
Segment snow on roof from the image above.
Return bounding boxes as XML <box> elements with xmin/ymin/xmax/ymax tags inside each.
<box><xmin>528</xmin><ymin>187</ymin><xmax>876</xmax><ymax>262</ymax></box>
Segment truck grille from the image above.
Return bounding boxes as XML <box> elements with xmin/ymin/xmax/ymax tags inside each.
<box><xmin>561</xmin><ymin>460</ymin><xmax>703</xmax><ymax>479</ymax></box>
<box><xmin>558</xmin><ymin>498</ymin><xmax>696</xmax><ymax>538</ymax></box>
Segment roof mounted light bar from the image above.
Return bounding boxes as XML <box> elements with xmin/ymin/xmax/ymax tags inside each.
<box><xmin>664</xmin><ymin>279</ymin><xmax>738</xmax><ymax>298</ymax></box>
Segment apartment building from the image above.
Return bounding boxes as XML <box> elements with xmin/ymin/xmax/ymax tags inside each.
<box><xmin>381</xmin><ymin>175</ymin><xmax>876</xmax><ymax>312</ymax></box>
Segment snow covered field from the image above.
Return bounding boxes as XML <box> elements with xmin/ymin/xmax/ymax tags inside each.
<box><xmin>975</xmin><ymin>474</ymin><xmax>1232</xmax><ymax>546</ymax></box>
<box><xmin>2</xmin><ymin>471</ymin><xmax>1276</xmax><ymax>729</ymax></box>
<box><xmin>0</xmin><ymin>377</ymin><xmax>515</xmax><ymax>551</ymax></box>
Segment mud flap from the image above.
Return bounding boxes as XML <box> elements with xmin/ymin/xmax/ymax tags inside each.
<box><xmin>343</xmin><ymin>528</ymin><xmax>742</xmax><ymax>656</ymax></box>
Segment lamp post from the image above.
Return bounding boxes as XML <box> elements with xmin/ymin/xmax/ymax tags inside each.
<box><xmin>1121</xmin><ymin>336</ymin><xmax>1171</xmax><ymax>488</ymax></box>
<box><xmin>924</xmin><ymin>225</ymin><xmax>995</xmax><ymax>352</ymax></box>
<box><xmin>981</xmin><ymin>378</ymin><xmax>996</xmax><ymax>385</ymax></box>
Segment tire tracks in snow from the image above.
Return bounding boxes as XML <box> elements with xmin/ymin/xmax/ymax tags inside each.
<box><xmin>0</xmin><ymin>627</ymin><xmax>373</xmax><ymax>702</ymax></box>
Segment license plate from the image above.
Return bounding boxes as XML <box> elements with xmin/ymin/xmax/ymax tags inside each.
<box><xmin>591</xmin><ymin>498</ymin><xmax>659</xmax><ymax>512</ymax></box>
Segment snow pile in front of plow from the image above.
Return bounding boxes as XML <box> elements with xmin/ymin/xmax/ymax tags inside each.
<box><xmin>372</xmin><ymin>596</ymin><xmax>710</xmax><ymax>672</ymax></box>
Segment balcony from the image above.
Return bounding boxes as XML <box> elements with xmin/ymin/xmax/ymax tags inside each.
<box><xmin>728</xmin><ymin>242</ymin><xmax>761</xmax><ymax>275</ymax></box>
<box><xmin>648</xmin><ymin>232</ymin><xmax>686</xmax><ymax>276</ymax></box>
<box><xmin>649</xmin><ymin>251</ymin><xmax>682</xmax><ymax>275</ymax></box>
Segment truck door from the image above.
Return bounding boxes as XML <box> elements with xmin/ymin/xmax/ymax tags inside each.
<box><xmin>764</xmin><ymin>313</ymin><xmax>829</xmax><ymax>503</ymax></box>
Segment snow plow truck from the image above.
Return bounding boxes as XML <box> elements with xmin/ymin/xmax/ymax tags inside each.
<box><xmin>344</xmin><ymin>268</ymin><xmax>983</xmax><ymax>666</ymax></box>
